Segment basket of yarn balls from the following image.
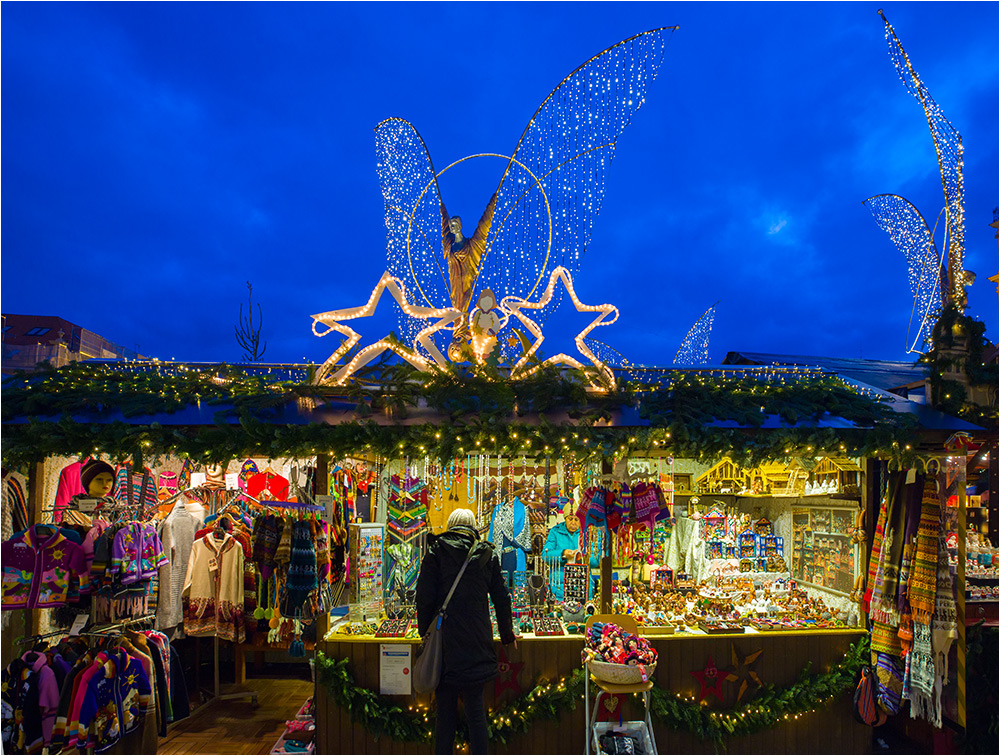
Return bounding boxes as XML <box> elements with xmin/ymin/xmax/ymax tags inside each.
<box><xmin>581</xmin><ymin>621</ymin><xmax>657</xmax><ymax>685</ymax></box>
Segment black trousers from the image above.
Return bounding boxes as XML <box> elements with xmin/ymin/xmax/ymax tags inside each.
<box><xmin>434</xmin><ymin>680</ymin><xmax>488</xmax><ymax>754</ymax></box>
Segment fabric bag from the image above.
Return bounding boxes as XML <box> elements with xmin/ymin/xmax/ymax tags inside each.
<box><xmin>852</xmin><ymin>665</ymin><xmax>886</xmax><ymax>726</ymax></box>
<box><xmin>412</xmin><ymin>544</ymin><xmax>476</xmax><ymax>694</ymax></box>
<box><xmin>598</xmin><ymin>731</ymin><xmax>642</xmax><ymax>754</ymax></box>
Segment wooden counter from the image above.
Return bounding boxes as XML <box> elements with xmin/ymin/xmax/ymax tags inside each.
<box><xmin>315</xmin><ymin>628</ymin><xmax>869</xmax><ymax>754</ymax></box>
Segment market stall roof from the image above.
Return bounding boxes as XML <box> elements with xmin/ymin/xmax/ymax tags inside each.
<box><xmin>721</xmin><ymin>351</ymin><xmax>928</xmax><ymax>393</ymax></box>
<box><xmin>1</xmin><ymin>358</ymin><xmax>982</xmax><ymax>433</ymax></box>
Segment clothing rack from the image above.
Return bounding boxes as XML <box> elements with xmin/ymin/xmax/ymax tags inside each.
<box><xmin>79</xmin><ymin>613</ymin><xmax>156</xmax><ymax>637</ymax></box>
<box><xmin>14</xmin><ymin>627</ymin><xmax>76</xmax><ymax>645</ymax></box>
<box><xmin>187</xmin><ymin>498</ymin><xmax>261</xmax><ymax>714</ymax></box>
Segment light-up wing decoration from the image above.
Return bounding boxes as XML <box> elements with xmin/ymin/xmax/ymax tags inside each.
<box><xmin>482</xmin><ymin>28</ymin><xmax>678</xmax><ymax>322</ymax></box>
<box><xmin>863</xmin><ymin>194</ymin><xmax>942</xmax><ymax>354</ymax></box>
<box><xmin>375</xmin><ymin>118</ymin><xmax>451</xmax><ymax>348</ymax></box>
<box><xmin>673</xmin><ymin>301</ymin><xmax>718</xmax><ymax>365</ymax></box>
<box><xmin>879</xmin><ymin>10</ymin><xmax>966</xmax><ymax>309</ymax></box>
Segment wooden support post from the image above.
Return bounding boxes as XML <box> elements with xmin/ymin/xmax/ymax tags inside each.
<box><xmin>600</xmin><ymin>457</ymin><xmax>613</xmax><ymax>613</ymax></box>
<box><xmin>315</xmin><ymin>455</ymin><xmax>331</xmax><ymax>641</ymax></box>
<box><xmin>234</xmin><ymin>642</ymin><xmax>247</xmax><ymax>686</ymax></box>
<box><xmin>956</xmin><ymin>455</ymin><xmax>967</xmax><ymax>730</ymax></box>
<box><xmin>28</xmin><ymin>461</ymin><xmax>46</xmax><ymax>637</ymax></box>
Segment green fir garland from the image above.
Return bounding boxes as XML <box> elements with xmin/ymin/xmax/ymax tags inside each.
<box><xmin>315</xmin><ymin>636</ymin><xmax>869</xmax><ymax>748</ymax></box>
<box><xmin>648</xmin><ymin>635</ymin><xmax>870</xmax><ymax>748</ymax></box>
<box><xmin>1</xmin><ymin>360</ymin><xmax>919</xmax><ymax>467</ymax></box>
<box><xmin>315</xmin><ymin>652</ymin><xmax>584</xmax><ymax>745</ymax></box>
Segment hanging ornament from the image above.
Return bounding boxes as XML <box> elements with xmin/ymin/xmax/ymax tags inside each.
<box><xmin>494</xmin><ymin>645</ymin><xmax>525</xmax><ymax>699</ymax></box>
<box><xmin>690</xmin><ymin>654</ymin><xmax>725</xmax><ymax>703</ymax></box>
<box><xmin>724</xmin><ymin>643</ymin><xmax>764</xmax><ymax>704</ymax></box>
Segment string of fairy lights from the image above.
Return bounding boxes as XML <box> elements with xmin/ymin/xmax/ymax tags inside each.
<box><xmin>879</xmin><ymin>10</ymin><xmax>967</xmax><ymax>310</ymax></box>
<box><xmin>673</xmin><ymin>301</ymin><xmax>719</xmax><ymax>365</ymax></box>
<box><xmin>373</xmin><ymin>28</ymin><xmax>676</xmax><ymax>365</ymax></box>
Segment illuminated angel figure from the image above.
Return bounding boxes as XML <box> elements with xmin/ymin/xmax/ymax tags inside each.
<box><xmin>864</xmin><ymin>10</ymin><xmax>970</xmax><ymax>354</ymax></box>
<box><xmin>375</xmin><ymin>27</ymin><xmax>677</xmax><ymax>363</ymax></box>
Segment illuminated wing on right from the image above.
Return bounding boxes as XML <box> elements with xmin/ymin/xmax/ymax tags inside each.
<box><xmin>863</xmin><ymin>193</ymin><xmax>942</xmax><ymax>353</ymax></box>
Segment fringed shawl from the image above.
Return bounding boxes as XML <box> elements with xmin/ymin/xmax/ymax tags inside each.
<box><xmin>906</xmin><ymin>479</ymin><xmax>940</xmax><ymax>625</ymax></box>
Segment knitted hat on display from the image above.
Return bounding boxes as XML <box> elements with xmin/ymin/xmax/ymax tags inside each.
<box><xmin>447</xmin><ymin>508</ymin><xmax>477</xmax><ymax>531</ymax></box>
<box><xmin>80</xmin><ymin>460</ymin><xmax>115</xmax><ymax>493</ymax></box>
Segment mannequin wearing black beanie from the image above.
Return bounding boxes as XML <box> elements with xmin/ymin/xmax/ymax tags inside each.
<box><xmin>80</xmin><ymin>459</ymin><xmax>115</xmax><ymax>497</ymax></box>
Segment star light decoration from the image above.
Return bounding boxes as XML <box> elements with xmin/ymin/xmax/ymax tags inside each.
<box><xmin>501</xmin><ymin>266</ymin><xmax>619</xmax><ymax>391</ymax></box>
<box><xmin>310</xmin><ymin>272</ymin><xmax>462</xmax><ymax>386</ymax></box>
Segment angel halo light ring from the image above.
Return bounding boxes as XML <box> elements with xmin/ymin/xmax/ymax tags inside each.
<box><xmin>310</xmin><ymin>27</ymin><xmax>678</xmax><ymax>386</ymax></box>
<box><xmin>407</xmin><ymin>152</ymin><xmax>553</xmax><ymax>310</ymax></box>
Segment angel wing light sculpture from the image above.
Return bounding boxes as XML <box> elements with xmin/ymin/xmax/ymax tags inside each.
<box><xmin>863</xmin><ymin>10</ymin><xmax>968</xmax><ymax>354</ymax></box>
<box><xmin>342</xmin><ymin>28</ymin><xmax>678</xmax><ymax>385</ymax></box>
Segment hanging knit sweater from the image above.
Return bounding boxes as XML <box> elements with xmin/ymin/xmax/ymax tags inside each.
<box><xmin>182</xmin><ymin>532</ymin><xmax>245</xmax><ymax>643</ymax></box>
<box><xmin>156</xmin><ymin>504</ymin><xmax>204</xmax><ymax>635</ymax></box>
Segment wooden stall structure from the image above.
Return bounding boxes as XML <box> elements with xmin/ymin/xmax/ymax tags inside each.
<box><xmin>315</xmin><ymin>630</ymin><xmax>869</xmax><ymax>755</ymax></box>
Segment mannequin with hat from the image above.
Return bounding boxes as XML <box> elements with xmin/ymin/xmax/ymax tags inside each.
<box><xmin>80</xmin><ymin>460</ymin><xmax>115</xmax><ymax>498</ymax></box>
<box><xmin>542</xmin><ymin>501</ymin><xmax>602</xmax><ymax>599</ymax></box>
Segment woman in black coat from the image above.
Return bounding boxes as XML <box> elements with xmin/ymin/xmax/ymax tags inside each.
<box><xmin>416</xmin><ymin>508</ymin><xmax>516</xmax><ymax>754</ymax></box>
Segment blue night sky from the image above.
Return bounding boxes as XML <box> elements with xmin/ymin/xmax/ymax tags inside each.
<box><xmin>2</xmin><ymin>1</ymin><xmax>997</xmax><ymax>368</ymax></box>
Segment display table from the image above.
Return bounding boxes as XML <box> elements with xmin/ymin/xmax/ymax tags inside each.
<box><xmin>315</xmin><ymin>628</ymin><xmax>869</xmax><ymax>754</ymax></box>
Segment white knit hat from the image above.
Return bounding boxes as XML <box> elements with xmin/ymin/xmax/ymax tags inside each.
<box><xmin>447</xmin><ymin>508</ymin><xmax>477</xmax><ymax>530</ymax></box>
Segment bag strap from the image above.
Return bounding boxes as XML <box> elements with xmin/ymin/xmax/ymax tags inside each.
<box><xmin>438</xmin><ymin>543</ymin><xmax>477</xmax><ymax>615</ymax></box>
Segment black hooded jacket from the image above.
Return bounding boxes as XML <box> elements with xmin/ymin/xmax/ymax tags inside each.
<box><xmin>415</xmin><ymin>525</ymin><xmax>515</xmax><ymax>686</ymax></box>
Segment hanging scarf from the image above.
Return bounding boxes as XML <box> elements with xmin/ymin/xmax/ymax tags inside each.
<box><xmin>864</xmin><ymin>471</ymin><xmax>895</xmax><ymax>615</ymax></box>
<box><xmin>897</xmin><ymin>607</ymin><xmax>914</xmax><ymax>657</ymax></box>
<box><xmin>906</xmin><ymin>479</ymin><xmax>939</xmax><ymax>625</ymax></box>
<box><xmin>871</xmin><ymin>620</ymin><xmax>903</xmax><ymax>656</ymax></box>
<box><xmin>877</xmin><ymin>473</ymin><xmax>917</xmax><ymax>624</ymax></box>
<box><xmin>924</xmin><ymin>524</ymin><xmax>958</xmax><ymax>728</ymax></box>
<box><xmin>896</xmin><ymin>494</ymin><xmax>923</xmax><ymax>613</ymax></box>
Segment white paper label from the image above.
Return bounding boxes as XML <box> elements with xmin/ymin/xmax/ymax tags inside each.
<box><xmin>225</xmin><ymin>473</ymin><xmax>240</xmax><ymax>490</ymax></box>
<box><xmin>905</xmin><ymin>468</ymin><xmax>917</xmax><ymax>485</ymax></box>
<box><xmin>69</xmin><ymin>614</ymin><xmax>90</xmax><ymax>636</ymax></box>
<box><xmin>379</xmin><ymin>644</ymin><xmax>412</xmax><ymax>696</ymax></box>
<box><xmin>190</xmin><ymin>472</ymin><xmax>206</xmax><ymax>488</ymax></box>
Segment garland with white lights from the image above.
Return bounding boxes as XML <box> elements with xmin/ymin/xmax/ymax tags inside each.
<box><xmin>1</xmin><ymin>360</ymin><xmax>921</xmax><ymax>467</ymax></box>
<box><xmin>315</xmin><ymin>636</ymin><xmax>869</xmax><ymax>747</ymax></box>
<box><xmin>315</xmin><ymin>651</ymin><xmax>585</xmax><ymax>745</ymax></box>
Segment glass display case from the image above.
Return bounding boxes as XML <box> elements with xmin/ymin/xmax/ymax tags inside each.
<box><xmin>791</xmin><ymin>504</ymin><xmax>859</xmax><ymax>594</ymax></box>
